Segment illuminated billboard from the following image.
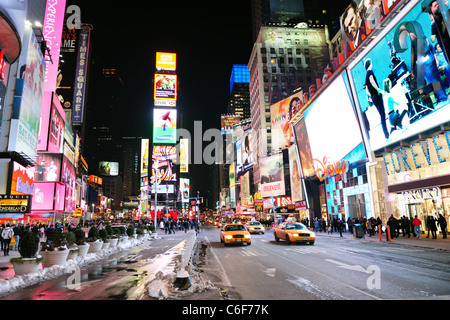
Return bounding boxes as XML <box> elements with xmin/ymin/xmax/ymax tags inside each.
<box><xmin>99</xmin><ymin>161</ymin><xmax>119</xmax><ymax>176</ymax></box>
<box><xmin>179</xmin><ymin>139</ymin><xmax>189</xmax><ymax>173</ymax></box>
<box><xmin>154</xmin><ymin>74</ymin><xmax>177</xmax><ymax>101</ymax></box>
<box><xmin>304</xmin><ymin>72</ymin><xmax>366</xmax><ymax>175</ymax></box>
<box><xmin>152</xmin><ymin>146</ymin><xmax>177</xmax><ymax>182</ymax></box>
<box><xmin>339</xmin><ymin>0</ymin><xmax>400</xmax><ymax>59</ymax></box>
<box><xmin>10</xmin><ymin>162</ymin><xmax>34</xmax><ymax>195</ymax></box>
<box><xmin>270</xmin><ymin>91</ymin><xmax>303</xmax><ymax>153</ymax></box>
<box><xmin>180</xmin><ymin>178</ymin><xmax>190</xmax><ymax>203</ymax></box>
<box><xmin>153</xmin><ymin>108</ymin><xmax>177</xmax><ymax>144</ymax></box>
<box><xmin>221</xmin><ymin>114</ymin><xmax>241</xmax><ymax>134</ymax></box>
<box><xmin>156</xmin><ymin>52</ymin><xmax>177</xmax><ymax>72</ymax></box>
<box><xmin>349</xmin><ymin>0</ymin><xmax>450</xmax><ymax>152</ymax></box>
<box><xmin>260</xmin><ymin>154</ymin><xmax>285</xmax><ymax>198</ymax></box>
<box><xmin>141</xmin><ymin>139</ymin><xmax>149</xmax><ymax>177</ymax></box>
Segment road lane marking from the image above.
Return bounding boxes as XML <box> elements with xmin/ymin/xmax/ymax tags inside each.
<box><xmin>256</xmin><ymin>243</ymin><xmax>383</xmax><ymax>300</ymax></box>
<box><xmin>204</xmin><ymin>236</ymin><xmax>232</xmax><ymax>287</ymax></box>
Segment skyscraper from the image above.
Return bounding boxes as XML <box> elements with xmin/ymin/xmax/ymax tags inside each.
<box><xmin>228</xmin><ymin>65</ymin><xmax>251</xmax><ymax>119</ymax></box>
<box><xmin>248</xmin><ymin>25</ymin><xmax>331</xmax><ymax>186</ymax></box>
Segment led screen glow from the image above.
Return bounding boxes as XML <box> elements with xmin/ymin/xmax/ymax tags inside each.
<box><xmin>349</xmin><ymin>0</ymin><xmax>450</xmax><ymax>152</ymax></box>
<box><xmin>304</xmin><ymin>72</ymin><xmax>366</xmax><ymax>168</ymax></box>
<box><xmin>153</xmin><ymin>109</ymin><xmax>177</xmax><ymax>144</ymax></box>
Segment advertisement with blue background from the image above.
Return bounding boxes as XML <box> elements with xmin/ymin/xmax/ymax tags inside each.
<box><xmin>350</xmin><ymin>0</ymin><xmax>450</xmax><ymax>152</ymax></box>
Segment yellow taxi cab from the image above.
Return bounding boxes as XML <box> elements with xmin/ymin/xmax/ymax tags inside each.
<box><xmin>244</xmin><ymin>221</ymin><xmax>265</xmax><ymax>234</ymax></box>
<box><xmin>220</xmin><ymin>223</ymin><xmax>251</xmax><ymax>246</ymax></box>
<box><xmin>273</xmin><ymin>222</ymin><xmax>315</xmax><ymax>245</ymax></box>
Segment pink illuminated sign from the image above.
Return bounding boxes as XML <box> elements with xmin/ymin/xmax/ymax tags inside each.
<box><xmin>54</xmin><ymin>182</ymin><xmax>65</xmax><ymax>211</ymax></box>
<box><xmin>32</xmin><ymin>182</ymin><xmax>56</xmax><ymax>211</ymax></box>
<box><xmin>42</xmin><ymin>0</ymin><xmax>67</xmax><ymax>93</ymax></box>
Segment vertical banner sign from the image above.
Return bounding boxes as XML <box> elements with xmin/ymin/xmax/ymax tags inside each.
<box><xmin>42</xmin><ymin>0</ymin><xmax>66</xmax><ymax>93</ymax></box>
<box><xmin>72</xmin><ymin>25</ymin><xmax>91</xmax><ymax>123</ymax></box>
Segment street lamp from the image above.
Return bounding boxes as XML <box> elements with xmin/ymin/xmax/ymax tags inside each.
<box><xmin>151</xmin><ymin>159</ymin><xmax>160</xmax><ymax>231</ymax></box>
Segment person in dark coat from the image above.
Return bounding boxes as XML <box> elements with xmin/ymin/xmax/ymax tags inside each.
<box><xmin>438</xmin><ymin>214</ymin><xmax>447</xmax><ymax>239</ymax></box>
<box><xmin>427</xmin><ymin>216</ymin><xmax>438</xmax><ymax>239</ymax></box>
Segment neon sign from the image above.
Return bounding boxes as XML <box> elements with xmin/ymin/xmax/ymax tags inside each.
<box><xmin>313</xmin><ymin>157</ymin><xmax>349</xmax><ymax>183</ymax></box>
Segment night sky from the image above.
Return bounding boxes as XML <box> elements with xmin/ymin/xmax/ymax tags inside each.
<box><xmin>76</xmin><ymin>0</ymin><xmax>253</xmax><ymax>136</ymax></box>
<box><xmin>74</xmin><ymin>0</ymin><xmax>253</xmax><ymax>205</ymax></box>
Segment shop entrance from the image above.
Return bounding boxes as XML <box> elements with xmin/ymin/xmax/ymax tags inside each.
<box><xmin>348</xmin><ymin>194</ymin><xmax>367</xmax><ymax>219</ymax></box>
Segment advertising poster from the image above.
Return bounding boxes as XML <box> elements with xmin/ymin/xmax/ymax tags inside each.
<box><xmin>340</xmin><ymin>0</ymin><xmax>400</xmax><ymax>58</ymax></box>
<box><xmin>304</xmin><ymin>72</ymin><xmax>366</xmax><ymax>174</ymax></box>
<box><xmin>270</xmin><ymin>91</ymin><xmax>303</xmax><ymax>153</ymax></box>
<box><xmin>35</xmin><ymin>153</ymin><xmax>62</xmax><ymax>182</ymax></box>
<box><xmin>8</xmin><ymin>27</ymin><xmax>45</xmax><ymax>160</ymax></box>
<box><xmin>292</xmin><ymin>117</ymin><xmax>315</xmax><ymax>178</ymax></box>
<box><xmin>260</xmin><ymin>154</ymin><xmax>285</xmax><ymax>198</ymax></box>
<box><xmin>221</xmin><ymin>114</ymin><xmax>241</xmax><ymax>134</ymax></box>
<box><xmin>32</xmin><ymin>182</ymin><xmax>55</xmax><ymax>211</ymax></box>
<box><xmin>154</xmin><ymin>74</ymin><xmax>177</xmax><ymax>101</ymax></box>
<box><xmin>179</xmin><ymin>139</ymin><xmax>189</xmax><ymax>173</ymax></box>
<box><xmin>57</xmin><ymin>24</ymin><xmax>80</xmax><ymax>110</ymax></box>
<box><xmin>48</xmin><ymin>94</ymin><xmax>65</xmax><ymax>153</ymax></box>
<box><xmin>229</xmin><ymin>163</ymin><xmax>236</xmax><ymax>186</ymax></box>
<box><xmin>288</xmin><ymin>145</ymin><xmax>303</xmax><ymax>202</ymax></box>
<box><xmin>180</xmin><ymin>178</ymin><xmax>190</xmax><ymax>203</ymax></box>
<box><xmin>99</xmin><ymin>161</ymin><xmax>119</xmax><ymax>176</ymax></box>
<box><xmin>10</xmin><ymin>162</ymin><xmax>34</xmax><ymax>195</ymax></box>
<box><xmin>141</xmin><ymin>139</ymin><xmax>149</xmax><ymax>177</ymax></box>
<box><xmin>62</xmin><ymin>155</ymin><xmax>76</xmax><ymax>212</ymax></box>
<box><xmin>156</xmin><ymin>52</ymin><xmax>177</xmax><ymax>72</ymax></box>
<box><xmin>152</xmin><ymin>146</ymin><xmax>177</xmax><ymax>182</ymax></box>
<box><xmin>241</xmin><ymin>127</ymin><xmax>254</xmax><ymax>172</ymax></box>
<box><xmin>153</xmin><ymin>108</ymin><xmax>177</xmax><ymax>144</ymax></box>
<box><xmin>350</xmin><ymin>0</ymin><xmax>450</xmax><ymax>152</ymax></box>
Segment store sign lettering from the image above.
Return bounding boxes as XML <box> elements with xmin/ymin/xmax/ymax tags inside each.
<box><xmin>383</xmin><ymin>131</ymin><xmax>450</xmax><ymax>175</ymax></box>
<box><xmin>313</xmin><ymin>157</ymin><xmax>348</xmax><ymax>183</ymax></box>
<box><xmin>400</xmin><ymin>187</ymin><xmax>441</xmax><ymax>202</ymax></box>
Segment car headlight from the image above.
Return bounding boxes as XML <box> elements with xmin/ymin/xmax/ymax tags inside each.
<box><xmin>249</xmin><ymin>227</ymin><xmax>254</xmax><ymax>230</ymax></box>
<box><xmin>288</xmin><ymin>233</ymin><xmax>299</xmax><ymax>237</ymax></box>
<box><xmin>225</xmin><ymin>235</ymin><xmax>233</xmax><ymax>239</ymax></box>
<box><xmin>310</xmin><ymin>232</ymin><xmax>315</xmax><ymax>237</ymax></box>
<box><xmin>244</xmin><ymin>234</ymin><xmax>251</xmax><ymax>239</ymax></box>
<box><xmin>261</xmin><ymin>227</ymin><xmax>265</xmax><ymax>231</ymax></box>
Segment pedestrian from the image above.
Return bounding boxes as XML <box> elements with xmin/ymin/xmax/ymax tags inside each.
<box><xmin>438</xmin><ymin>214</ymin><xmax>447</xmax><ymax>239</ymax></box>
<box><xmin>164</xmin><ymin>220</ymin><xmax>170</xmax><ymax>234</ymax></box>
<box><xmin>0</xmin><ymin>224</ymin><xmax>4</xmax><ymax>252</ymax></box>
<box><xmin>313</xmin><ymin>218</ymin><xmax>319</xmax><ymax>232</ymax></box>
<box><xmin>1</xmin><ymin>224</ymin><xmax>14</xmax><ymax>256</ymax></box>
<box><xmin>169</xmin><ymin>219</ymin><xmax>176</xmax><ymax>234</ymax></box>
<box><xmin>12</xmin><ymin>223</ymin><xmax>22</xmax><ymax>251</ymax></box>
<box><xmin>428</xmin><ymin>216</ymin><xmax>438</xmax><ymax>239</ymax></box>
<box><xmin>412</xmin><ymin>215</ymin><xmax>422</xmax><ymax>238</ymax></box>
<box><xmin>387</xmin><ymin>216</ymin><xmax>396</xmax><ymax>239</ymax></box>
<box><xmin>337</xmin><ymin>219</ymin><xmax>344</xmax><ymax>237</ymax></box>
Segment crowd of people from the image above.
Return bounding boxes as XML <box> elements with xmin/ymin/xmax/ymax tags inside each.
<box><xmin>159</xmin><ymin>218</ymin><xmax>202</xmax><ymax>234</ymax></box>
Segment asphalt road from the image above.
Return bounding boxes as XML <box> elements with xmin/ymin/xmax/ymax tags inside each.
<box><xmin>196</xmin><ymin>223</ymin><xmax>450</xmax><ymax>300</ymax></box>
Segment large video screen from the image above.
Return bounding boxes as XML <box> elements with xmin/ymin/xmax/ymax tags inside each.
<box><xmin>153</xmin><ymin>108</ymin><xmax>177</xmax><ymax>144</ymax></box>
<box><xmin>304</xmin><ymin>72</ymin><xmax>366</xmax><ymax>172</ymax></box>
<box><xmin>349</xmin><ymin>0</ymin><xmax>450</xmax><ymax>152</ymax></box>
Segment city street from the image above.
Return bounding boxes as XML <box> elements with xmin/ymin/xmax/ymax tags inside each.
<box><xmin>0</xmin><ymin>223</ymin><xmax>449</xmax><ymax>301</ymax></box>
<box><xmin>196</xmin><ymin>223</ymin><xmax>450</xmax><ymax>300</ymax></box>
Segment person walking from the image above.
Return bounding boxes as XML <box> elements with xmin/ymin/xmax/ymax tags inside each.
<box><xmin>1</xmin><ymin>224</ymin><xmax>14</xmax><ymax>256</ymax></box>
<box><xmin>428</xmin><ymin>216</ymin><xmax>438</xmax><ymax>239</ymax></box>
<box><xmin>412</xmin><ymin>216</ymin><xmax>422</xmax><ymax>238</ymax></box>
<box><xmin>12</xmin><ymin>224</ymin><xmax>22</xmax><ymax>251</ymax></box>
<box><xmin>438</xmin><ymin>214</ymin><xmax>447</xmax><ymax>239</ymax></box>
<box><xmin>337</xmin><ymin>219</ymin><xmax>344</xmax><ymax>237</ymax></box>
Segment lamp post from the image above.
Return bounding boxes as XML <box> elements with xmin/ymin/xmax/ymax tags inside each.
<box><xmin>152</xmin><ymin>159</ymin><xmax>160</xmax><ymax>231</ymax></box>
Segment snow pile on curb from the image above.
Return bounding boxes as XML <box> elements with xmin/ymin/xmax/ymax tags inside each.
<box><xmin>0</xmin><ymin>233</ymin><xmax>157</xmax><ymax>296</ymax></box>
<box><xmin>145</xmin><ymin>243</ymin><xmax>216</xmax><ymax>300</ymax></box>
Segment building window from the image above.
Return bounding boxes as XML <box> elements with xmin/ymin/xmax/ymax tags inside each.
<box><xmin>279</xmin><ymin>48</ymin><xmax>284</xmax><ymax>55</ymax></box>
<box><xmin>288</xmin><ymin>48</ymin><xmax>293</xmax><ymax>55</ymax></box>
<box><xmin>303</xmin><ymin>39</ymin><xmax>308</xmax><ymax>45</ymax></box>
<box><xmin>295</xmin><ymin>39</ymin><xmax>300</xmax><ymax>45</ymax></box>
<box><xmin>261</xmin><ymin>47</ymin><xmax>267</xmax><ymax>54</ymax></box>
<box><xmin>304</xmin><ymin>49</ymin><xmax>309</xmax><ymax>55</ymax></box>
<box><xmin>296</xmin><ymin>48</ymin><xmax>301</xmax><ymax>55</ymax></box>
<box><xmin>271</xmin><ymin>58</ymin><xmax>276</xmax><ymax>64</ymax></box>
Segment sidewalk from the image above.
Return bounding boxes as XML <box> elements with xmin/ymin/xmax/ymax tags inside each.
<box><xmin>315</xmin><ymin>229</ymin><xmax>450</xmax><ymax>251</ymax></box>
